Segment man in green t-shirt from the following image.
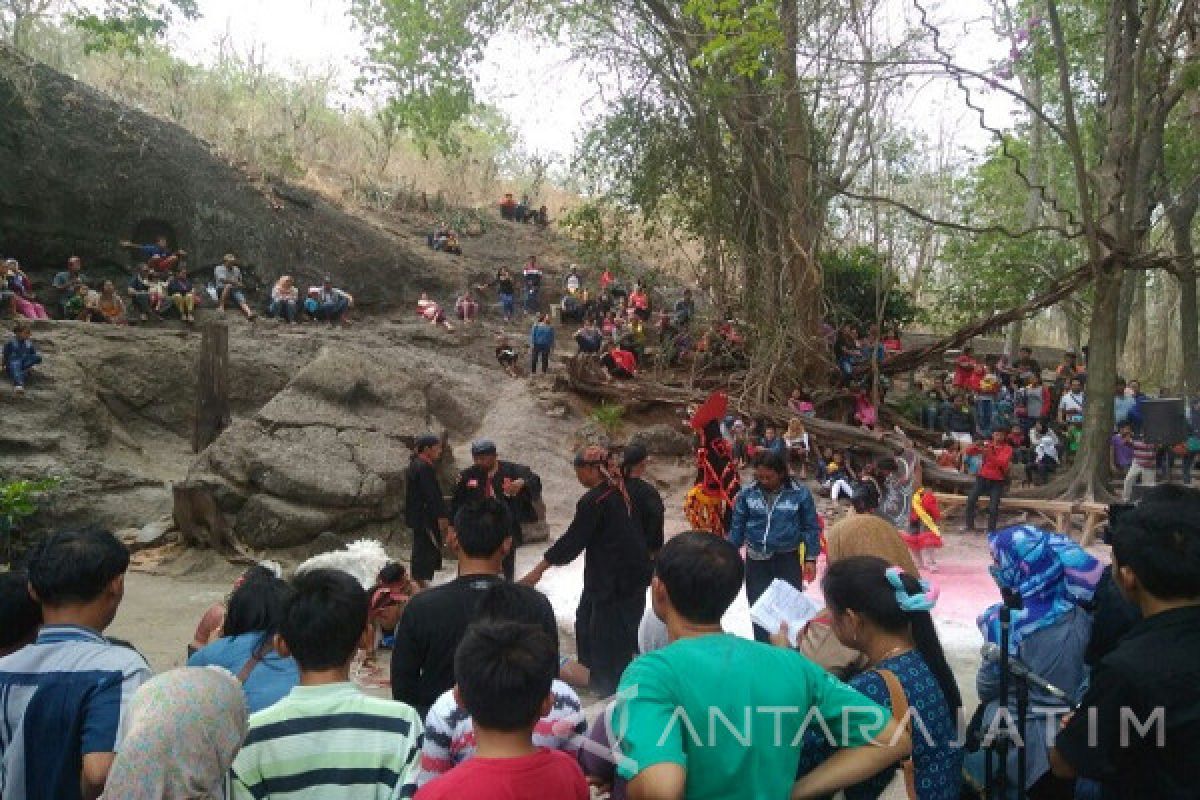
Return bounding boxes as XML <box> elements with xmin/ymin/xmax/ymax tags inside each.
<box><xmin>614</xmin><ymin>533</ymin><xmax>909</xmax><ymax>800</ymax></box>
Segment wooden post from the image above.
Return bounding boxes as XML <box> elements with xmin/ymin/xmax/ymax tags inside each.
<box><xmin>193</xmin><ymin>321</ymin><xmax>231</xmax><ymax>453</ymax></box>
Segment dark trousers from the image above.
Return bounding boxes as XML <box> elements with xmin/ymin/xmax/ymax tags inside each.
<box><xmin>410</xmin><ymin>524</ymin><xmax>443</xmax><ymax>582</ymax></box>
<box><xmin>966</xmin><ymin>477</ymin><xmax>1006</xmax><ymax>532</ymax></box>
<box><xmin>745</xmin><ymin>549</ymin><xmax>803</xmax><ymax>642</ymax></box>
<box><xmin>531</xmin><ymin>345</ymin><xmax>550</xmax><ymax>373</ymax></box>
<box><xmin>576</xmin><ymin>588</ymin><xmax>645</xmax><ymax>697</ymax></box>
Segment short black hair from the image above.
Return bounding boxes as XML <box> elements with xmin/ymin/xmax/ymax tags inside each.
<box><xmin>224</xmin><ymin>574</ymin><xmax>293</xmax><ymax>639</ymax></box>
<box><xmin>655</xmin><ymin>532</ymin><xmax>743</xmax><ymax>624</ymax></box>
<box><xmin>455</xmin><ymin>621</ymin><xmax>557</xmax><ymax>731</ymax></box>
<box><xmin>475</xmin><ymin>582</ymin><xmax>558</xmax><ymax>650</ymax></box>
<box><xmin>27</xmin><ymin>527</ymin><xmax>129</xmax><ymax>607</ymax></box>
<box><xmin>1112</xmin><ymin>485</ymin><xmax>1200</xmax><ymax>600</ymax></box>
<box><xmin>280</xmin><ymin>569</ymin><xmax>367</xmax><ymax>671</ymax></box>
<box><xmin>753</xmin><ymin>451</ymin><xmax>789</xmax><ymax>476</ymax></box>
<box><xmin>0</xmin><ymin>571</ymin><xmax>41</xmax><ymax>652</ymax></box>
<box><xmin>453</xmin><ymin>498</ymin><xmax>511</xmax><ymax>557</ymax></box>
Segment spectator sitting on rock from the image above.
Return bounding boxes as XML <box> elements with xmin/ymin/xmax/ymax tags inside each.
<box><xmin>5</xmin><ymin>260</ymin><xmax>48</xmax><ymax>320</ymax></box>
<box><xmin>97</xmin><ymin>280</ymin><xmax>128</xmax><ymax>325</ymax></box>
<box><xmin>306</xmin><ymin>275</ymin><xmax>354</xmax><ymax>326</ymax></box>
<box><xmin>269</xmin><ymin>275</ymin><xmax>300</xmax><ymax>324</ymax></box>
<box><xmin>121</xmin><ymin>235</ymin><xmax>185</xmax><ymax>273</ymax></box>
<box><xmin>167</xmin><ymin>267</ymin><xmax>196</xmax><ymax>322</ymax></box>
<box><xmin>52</xmin><ymin>256</ymin><xmax>88</xmax><ymax>318</ymax></box>
<box><xmin>495</xmin><ymin>335</ymin><xmax>519</xmax><ymax>377</ymax></box>
<box><xmin>65</xmin><ymin>282</ymin><xmax>98</xmax><ymax>322</ymax></box>
<box><xmin>127</xmin><ymin>264</ymin><xmax>158</xmax><ymax>323</ymax></box>
<box><xmin>500</xmin><ymin>192</ymin><xmax>517</xmax><ymax>220</ymax></box>
<box><xmin>560</xmin><ymin>291</ymin><xmax>584</xmax><ymax>325</ymax></box>
<box><xmin>418</xmin><ymin>292</ymin><xmax>455</xmax><ymax>331</ymax></box>
<box><xmin>600</xmin><ymin>340</ymin><xmax>636</xmax><ymax>380</ymax></box>
<box><xmin>455</xmin><ymin>289</ymin><xmax>479</xmax><ymax>323</ymax></box>
<box><xmin>574</xmin><ymin>318</ymin><xmax>603</xmax><ymax>354</ymax></box>
<box><xmin>214</xmin><ymin>253</ymin><xmax>256</xmax><ymax>320</ymax></box>
<box><xmin>4</xmin><ymin>321</ymin><xmax>42</xmax><ymax>394</ymax></box>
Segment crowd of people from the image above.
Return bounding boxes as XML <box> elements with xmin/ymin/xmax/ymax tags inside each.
<box><xmin>2</xmin><ymin>247</ymin><xmax>357</xmax><ymax>331</ymax></box>
<box><xmin>2</xmin><ymin>442</ymin><xmax>1196</xmax><ymax>800</ymax></box>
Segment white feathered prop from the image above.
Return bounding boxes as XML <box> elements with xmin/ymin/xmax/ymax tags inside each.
<box><xmin>294</xmin><ymin>539</ymin><xmax>391</xmax><ymax>590</ymax></box>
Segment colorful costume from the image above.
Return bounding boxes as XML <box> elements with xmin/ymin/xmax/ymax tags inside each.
<box><xmin>901</xmin><ymin>487</ymin><xmax>943</xmax><ymax>551</ymax></box>
<box><xmin>683</xmin><ymin>391</ymin><xmax>741</xmax><ymax>535</ymax></box>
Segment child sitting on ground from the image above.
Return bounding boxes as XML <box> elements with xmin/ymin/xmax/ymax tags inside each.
<box><xmin>823</xmin><ymin>449</ymin><xmax>858</xmax><ymax>503</ymax></box>
<box><xmin>3</xmin><ymin>321</ymin><xmax>42</xmax><ymax>394</ymax></box>
<box><xmin>231</xmin><ymin>569</ymin><xmax>424</xmax><ymax>799</ymax></box>
<box><xmin>413</xmin><ymin>619</ymin><xmax>589</xmax><ymax>799</ymax></box>
<box><xmin>901</xmin><ymin>486</ymin><xmax>943</xmax><ymax>572</ymax></box>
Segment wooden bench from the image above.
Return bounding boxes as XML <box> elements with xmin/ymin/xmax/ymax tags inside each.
<box><xmin>934</xmin><ymin>493</ymin><xmax>1109</xmax><ymax>545</ymax></box>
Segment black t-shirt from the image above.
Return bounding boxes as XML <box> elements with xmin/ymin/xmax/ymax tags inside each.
<box><xmin>497</xmin><ymin>277</ymin><xmax>515</xmax><ymax>295</ymax></box>
<box><xmin>450</xmin><ymin>461</ymin><xmax>541</xmax><ymax>541</ymax></box>
<box><xmin>544</xmin><ymin>482</ymin><xmax>652</xmax><ymax>598</ymax></box>
<box><xmin>1056</xmin><ymin>605</ymin><xmax>1200</xmax><ymax>799</ymax></box>
<box><xmin>625</xmin><ymin>476</ymin><xmax>665</xmax><ymax>555</ymax></box>
<box><xmin>390</xmin><ymin>573</ymin><xmax>555</xmax><ymax>718</ymax></box>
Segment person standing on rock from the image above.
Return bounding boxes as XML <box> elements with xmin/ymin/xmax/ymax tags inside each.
<box><xmin>621</xmin><ymin>444</ymin><xmax>665</xmax><ymax>559</ymax></box>
<box><xmin>530</xmin><ymin>313</ymin><xmax>555</xmax><ymax>375</ymax></box>
<box><xmin>406</xmin><ymin>434</ymin><xmax>452</xmax><ymax>589</ymax></box>
<box><xmin>520</xmin><ymin>446</ymin><xmax>653</xmax><ymax>696</ymax></box>
<box><xmin>451</xmin><ymin>439</ymin><xmax>542</xmax><ymax>581</ymax></box>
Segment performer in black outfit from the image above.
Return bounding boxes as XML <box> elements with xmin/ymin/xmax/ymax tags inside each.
<box><xmin>621</xmin><ymin>444</ymin><xmax>665</xmax><ymax>558</ymax></box>
<box><xmin>405</xmin><ymin>434</ymin><xmax>451</xmax><ymax>588</ymax></box>
<box><xmin>451</xmin><ymin>439</ymin><xmax>543</xmax><ymax>580</ymax></box>
<box><xmin>520</xmin><ymin>445</ymin><xmax>653</xmax><ymax>696</ymax></box>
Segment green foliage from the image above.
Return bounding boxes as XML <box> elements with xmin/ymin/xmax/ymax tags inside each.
<box><xmin>350</xmin><ymin>0</ymin><xmax>507</xmax><ymax>154</ymax></box>
<box><xmin>0</xmin><ymin>478</ymin><xmax>58</xmax><ymax>528</ymax></box>
<box><xmin>71</xmin><ymin>0</ymin><xmax>198</xmax><ymax>54</ymax></box>
<box><xmin>590</xmin><ymin>402</ymin><xmax>625</xmax><ymax>434</ymax></box>
<box><xmin>683</xmin><ymin>0</ymin><xmax>782</xmax><ymax>79</ymax></box>
<box><xmin>559</xmin><ymin>200</ymin><xmax>633</xmax><ymax>275</ymax></box>
<box><xmin>821</xmin><ymin>246</ymin><xmax>919</xmax><ymax>328</ymax></box>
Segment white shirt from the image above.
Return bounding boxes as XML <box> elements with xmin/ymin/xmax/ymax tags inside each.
<box><xmin>1059</xmin><ymin>391</ymin><xmax>1085</xmax><ymax>416</ymax></box>
<box><xmin>214</xmin><ymin>265</ymin><xmax>241</xmax><ymax>287</ymax></box>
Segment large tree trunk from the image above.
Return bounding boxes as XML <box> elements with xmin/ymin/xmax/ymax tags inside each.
<box><xmin>1169</xmin><ymin>187</ymin><xmax>1200</xmax><ymax>392</ymax></box>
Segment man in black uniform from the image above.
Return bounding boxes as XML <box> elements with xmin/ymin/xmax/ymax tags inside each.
<box><xmin>405</xmin><ymin>434</ymin><xmax>451</xmax><ymax>589</ymax></box>
<box><xmin>621</xmin><ymin>444</ymin><xmax>665</xmax><ymax>559</ymax></box>
<box><xmin>520</xmin><ymin>446</ymin><xmax>653</xmax><ymax>696</ymax></box>
<box><xmin>451</xmin><ymin>439</ymin><xmax>543</xmax><ymax>580</ymax></box>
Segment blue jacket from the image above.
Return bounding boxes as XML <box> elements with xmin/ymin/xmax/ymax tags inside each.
<box><xmin>729</xmin><ymin>479</ymin><xmax>820</xmax><ymax>559</ymax></box>
<box><xmin>3</xmin><ymin>338</ymin><xmax>37</xmax><ymax>368</ymax></box>
<box><xmin>531</xmin><ymin>322</ymin><xmax>555</xmax><ymax>348</ymax></box>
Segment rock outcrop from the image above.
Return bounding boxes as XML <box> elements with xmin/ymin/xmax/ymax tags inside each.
<box><xmin>178</xmin><ymin>343</ymin><xmax>492</xmax><ymax>549</ymax></box>
<box><xmin>0</xmin><ymin>47</ymin><xmax>444</xmax><ymax>307</ymax></box>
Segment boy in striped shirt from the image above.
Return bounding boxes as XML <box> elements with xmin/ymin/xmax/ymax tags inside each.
<box><xmin>231</xmin><ymin>569</ymin><xmax>423</xmax><ymax>800</ymax></box>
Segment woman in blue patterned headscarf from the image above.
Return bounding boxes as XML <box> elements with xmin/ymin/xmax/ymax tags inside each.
<box><xmin>966</xmin><ymin>525</ymin><xmax>1104</xmax><ymax>797</ymax></box>
<box><xmin>980</xmin><ymin>524</ymin><xmax>1105</xmax><ymax>653</ymax></box>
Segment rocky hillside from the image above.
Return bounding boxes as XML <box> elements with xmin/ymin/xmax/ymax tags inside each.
<box><xmin>0</xmin><ymin>47</ymin><xmax>446</xmax><ymax>307</ymax></box>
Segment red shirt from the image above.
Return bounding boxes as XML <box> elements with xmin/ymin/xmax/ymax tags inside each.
<box><xmin>978</xmin><ymin>443</ymin><xmax>1013</xmax><ymax>481</ymax></box>
<box><xmin>953</xmin><ymin>355</ymin><xmax>977</xmax><ymax>387</ymax></box>
<box><xmin>610</xmin><ymin>348</ymin><xmax>637</xmax><ymax>374</ymax></box>
<box><xmin>966</xmin><ymin>371</ymin><xmax>983</xmax><ymax>393</ymax></box>
<box><xmin>414</xmin><ymin>748</ymin><xmax>589</xmax><ymax>800</ymax></box>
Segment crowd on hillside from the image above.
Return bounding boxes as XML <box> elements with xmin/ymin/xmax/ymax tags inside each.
<box><xmin>2</xmin><ymin>424</ymin><xmax>1198</xmax><ymax>800</ymax></box>
<box><xmin>1</xmin><ymin>244</ymin><xmax>357</xmax><ymax>330</ymax></box>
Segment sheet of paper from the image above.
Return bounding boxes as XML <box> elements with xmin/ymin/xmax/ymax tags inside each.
<box><xmin>749</xmin><ymin>578</ymin><xmax>821</xmax><ymax>646</ymax></box>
